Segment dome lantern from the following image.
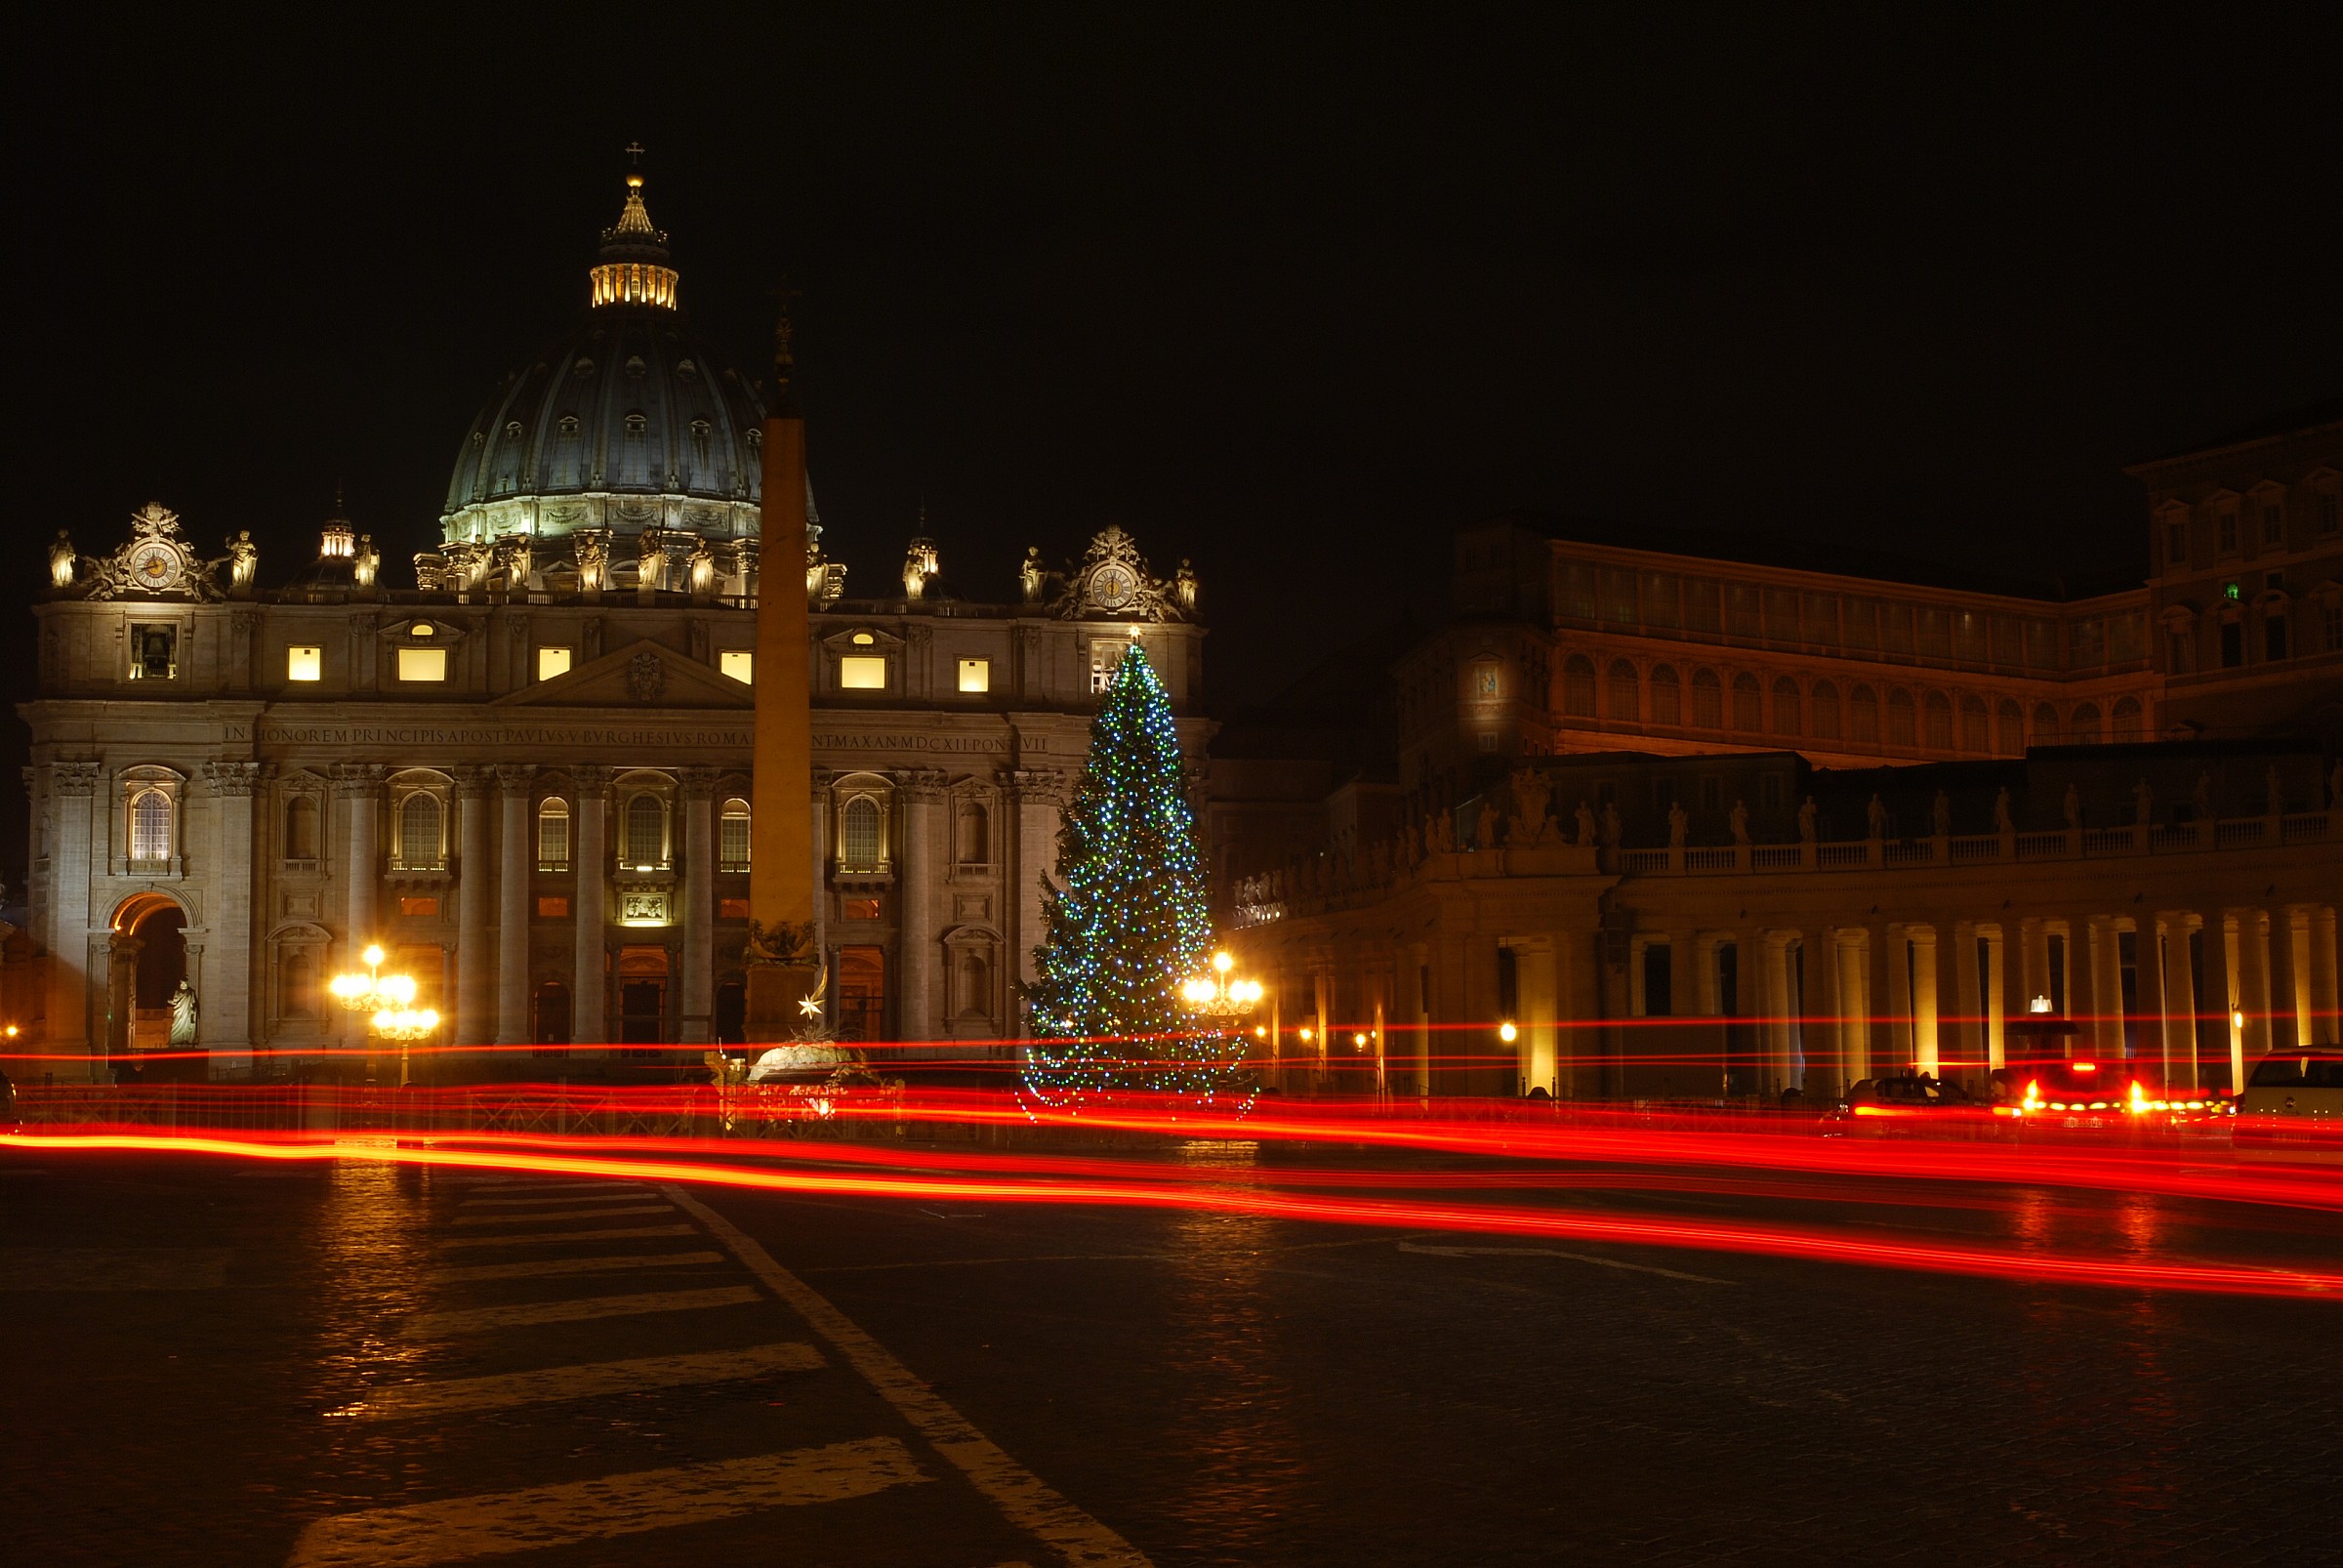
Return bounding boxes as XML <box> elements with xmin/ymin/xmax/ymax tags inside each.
<box><xmin>589</xmin><ymin>146</ymin><xmax>678</xmax><ymax>309</ymax></box>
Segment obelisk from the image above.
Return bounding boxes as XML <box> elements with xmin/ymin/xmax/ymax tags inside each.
<box><xmin>745</xmin><ymin>293</ymin><xmax>821</xmax><ymax>1039</ymax></box>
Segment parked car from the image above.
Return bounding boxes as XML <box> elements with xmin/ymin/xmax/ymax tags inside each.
<box><xmin>2235</xmin><ymin>1051</ymin><xmax>2343</xmax><ymax>1153</ymax></box>
<box><xmin>1827</xmin><ymin>1074</ymin><xmax>1999</xmax><ymax>1136</ymax></box>
<box><xmin>2007</xmin><ymin>1058</ymin><xmax>2223</xmax><ymax>1139</ymax></box>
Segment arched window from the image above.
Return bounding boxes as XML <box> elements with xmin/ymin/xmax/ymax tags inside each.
<box><xmin>1562</xmin><ymin>655</ymin><xmax>1596</xmax><ymax>717</ymax></box>
<box><xmin>1691</xmin><ymin>668</ymin><xmax>1723</xmax><ymax>728</ymax></box>
<box><xmin>1810</xmin><ymin>681</ymin><xmax>1841</xmax><ymax>740</ymax></box>
<box><xmin>1996</xmin><ymin>699</ymin><xmax>2024</xmax><ymax>755</ymax></box>
<box><xmin>1923</xmin><ymin>691</ymin><xmax>1953</xmax><ymax>751</ymax></box>
<box><xmin>2071</xmin><ymin>702</ymin><xmax>2104</xmax><ymax>744</ymax></box>
<box><xmin>129</xmin><ymin>789</ymin><xmax>173</xmax><ymax>863</ymax></box>
<box><xmin>719</xmin><ymin>799</ymin><xmax>751</xmax><ymax>871</ymax></box>
<box><xmin>841</xmin><ymin>796</ymin><xmax>884</xmax><ymax>871</ymax></box>
<box><xmin>1849</xmin><ymin>684</ymin><xmax>1879</xmax><ymax>744</ymax></box>
<box><xmin>278</xmin><ymin>952</ymin><xmax>314</xmax><ymax>1019</ymax></box>
<box><xmin>1649</xmin><ymin>665</ymin><xmax>1681</xmax><ymax>725</ymax></box>
<box><xmin>2033</xmin><ymin>703</ymin><xmax>2062</xmax><ymax>745</ymax></box>
<box><xmin>1959</xmin><ymin>694</ymin><xmax>1989</xmax><ymax>752</ymax></box>
<box><xmin>396</xmin><ymin>793</ymin><xmax>442</xmax><ymax>870</ymax></box>
<box><xmin>1888</xmin><ymin>689</ymin><xmax>1917</xmax><ymax>747</ymax></box>
<box><xmin>957</xmin><ymin>800</ymin><xmax>990</xmax><ymax>865</ymax></box>
<box><xmin>538</xmin><ymin>799</ymin><xmax>571</xmax><ymax>869</ymax></box>
<box><xmin>1605</xmin><ymin>660</ymin><xmax>1638</xmax><ymax>721</ymax></box>
<box><xmin>1771</xmin><ymin>678</ymin><xmax>1801</xmax><ymax>736</ymax></box>
<box><xmin>624</xmin><ymin>793</ymin><xmax>666</xmax><ymax>867</ymax></box>
<box><xmin>1731</xmin><ymin>673</ymin><xmax>1762</xmax><ymax>731</ymax></box>
<box><xmin>284</xmin><ymin>796</ymin><xmax>320</xmax><ymax>860</ymax></box>
<box><xmin>2111</xmin><ymin>696</ymin><xmax>2142</xmax><ymax>740</ymax></box>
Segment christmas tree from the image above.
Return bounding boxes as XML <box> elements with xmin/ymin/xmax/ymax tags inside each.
<box><xmin>1022</xmin><ymin>641</ymin><xmax>1245</xmax><ymax>1099</ymax></box>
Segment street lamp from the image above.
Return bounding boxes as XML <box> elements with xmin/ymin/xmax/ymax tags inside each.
<box><xmin>329</xmin><ymin>943</ymin><xmax>434</xmax><ymax>1087</ymax></box>
<box><xmin>1178</xmin><ymin>950</ymin><xmax>1264</xmax><ymax>1020</ymax></box>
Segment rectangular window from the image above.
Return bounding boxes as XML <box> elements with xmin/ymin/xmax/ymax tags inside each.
<box><xmin>537</xmin><ymin>646</ymin><xmax>572</xmax><ymax>681</ymax></box>
<box><xmin>958</xmin><ymin>657</ymin><xmax>991</xmax><ymax>693</ymax></box>
<box><xmin>398</xmin><ymin>895</ymin><xmax>439</xmax><ymax>918</ymax></box>
<box><xmin>719</xmin><ymin>812</ymin><xmax>751</xmax><ymax>871</ymax></box>
<box><xmin>128</xmin><ymin>624</ymin><xmax>178</xmax><ymax>681</ymax></box>
<box><xmin>718</xmin><ymin>896</ymin><xmax>750</xmax><ymax>921</ymax></box>
<box><xmin>286</xmin><ymin>645</ymin><xmax>322</xmax><ymax>681</ymax></box>
<box><xmin>397</xmin><ymin>646</ymin><xmax>448</xmax><ymax>682</ymax></box>
<box><xmin>2325</xmin><ymin>601</ymin><xmax>2343</xmax><ymax>653</ymax></box>
<box><xmin>2166</xmin><ymin>518</ymin><xmax>2189</xmax><ymax>569</ymax></box>
<box><xmin>2220</xmin><ymin>620</ymin><xmax>2243</xmax><ymax>668</ymax></box>
<box><xmin>1640</xmin><ymin>943</ymin><xmax>1674</xmax><ymax>1017</ymax></box>
<box><xmin>2167</xmin><ymin>629</ymin><xmax>2195</xmax><ymax>674</ymax></box>
<box><xmin>839</xmin><ymin>655</ymin><xmax>887</xmax><ymax>689</ymax></box>
<box><xmin>538</xmin><ymin>813</ymin><xmax>570</xmax><ymax>870</ymax></box>
<box><xmin>2266</xmin><ymin>614</ymin><xmax>2288</xmax><ymax>662</ymax></box>
<box><xmin>1882</xmin><ymin>602</ymin><xmax>1914</xmax><ymax>654</ymax></box>
<box><xmin>536</xmin><ymin>895</ymin><xmax>569</xmax><ymax>919</ymax></box>
<box><xmin>2261</xmin><ymin>499</ymin><xmax>2285</xmax><ymax>547</ymax></box>
<box><xmin>2217</xmin><ymin>509</ymin><xmax>2239</xmax><ymax>554</ymax></box>
<box><xmin>2320</xmin><ymin>491</ymin><xmax>2341</xmax><ymax>535</ymax></box>
<box><xmin>843</xmin><ymin>895</ymin><xmax>883</xmax><ymax>921</ymax></box>
<box><xmin>719</xmin><ymin>648</ymin><xmax>754</xmax><ymax>683</ymax></box>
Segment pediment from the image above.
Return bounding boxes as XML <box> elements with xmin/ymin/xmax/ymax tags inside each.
<box><xmin>493</xmin><ymin>639</ymin><xmax>753</xmax><ymax>709</ymax></box>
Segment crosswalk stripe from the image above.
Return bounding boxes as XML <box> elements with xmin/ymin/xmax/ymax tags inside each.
<box><xmin>668</xmin><ymin>1187</ymin><xmax>1153</xmax><ymax>1567</ymax></box>
<box><xmin>347</xmin><ymin>1341</ymin><xmax>825</xmax><ymax>1420</ymax></box>
<box><xmin>427</xmin><ymin>1250</ymin><xmax>722</xmax><ymax>1285</ymax></box>
<box><xmin>436</xmin><ymin>1223</ymin><xmax>698</xmax><ymax>1251</ymax></box>
<box><xmin>459</xmin><ymin>1190</ymin><xmax>653</xmax><ymax>1207</ymax></box>
<box><xmin>283</xmin><ymin>1435</ymin><xmax>928</xmax><ymax>1566</ymax></box>
<box><xmin>400</xmin><ymin>1284</ymin><xmax>758</xmax><ymax>1337</ymax></box>
<box><xmin>449</xmin><ymin>1204</ymin><xmax>672</xmax><ymax>1227</ymax></box>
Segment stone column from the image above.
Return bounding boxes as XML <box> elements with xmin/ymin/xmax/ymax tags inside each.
<box><xmin>2021</xmin><ymin>918</ymin><xmax>2054</xmax><ymax>1016</ymax></box>
<box><xmin>2158</xmin><ymin>914</ymin><xmax>2200</xmax><ymax>1090</ymax></box>
<box><xmin>898</xmin><ymin>768</ymin><xmax>948</xmax><ymax>1044</ymax></box>
<box><xmin>2311</xmin><ymin>906</ymin><xmax>2339</xmax><ymax>1047</ymax></box>
<box><xmin>2087</xmin><ymin>916</ymin><xmax>2126</xmax><ymax>1055</ymax></box>
<box><xmin>1908</xmin><ymin>924</ymin><xmax>1941</xmax><ymax>1076</ymax></box>
<box><xmin>49</xmin><ymin>763</ymin><xmax>101</xmax><ymax>1073</ymax></box>
<box><xmin>1833</xmin><ymin>928</ymin><xmax>1870</xmax><ymax>1088</ymax></box>
<box><xmin>495</xmin><ymin>765</ymin><xmax>534</xmax><ymax>1046</ymax></box>
<box><xmin>332</xmin><ymin>763</ymin><xmax>385</xmax><ymax>1057</ymax></box>
<box><xmin>1007</xmin><ymin>768</ymin><xmax>1063</xmax><ymax>1022</ymax></box>
<box><xmin>1980</xmin><ymin>926</ymin><xmax>2007</xmax><ymax>1072</ymax></box>
<box><xmin>1514</xmin><ymin>937</ymin><xmax>1558</xmax><ymax>1096</ymax></box>
<box><xmin>454</xmin><ymin>767</ymin><xmax>494</xmax><ymax>1047</ymax></box>
<box><xmin>2282</xmin><ymin>905</ymin><xmax>2316</xmax><ymax>1052</ymax></box>
<box><xmin>1883</xmin><ymin>926</ymin><xmax>1913</xmax><ymax>1069</ymax></box>
<box><xmin>2236</xmin><ymin>908</ymin><xmax>2274</xmax><ymax>1068</ymax></box>
<box><xmin>199</xmin><ymin>762</ymin><xmax>262</xmax><ymax>1077</ymax></box>
<box><xmin>2202</xmin><ymin>909</ymin><xmax>2239</xmax><ymax>1091</ymax></box>
<box><xmin>572</xmin><ymin>765</ymin><xmax>610</xmax><ymax>1047</ymax></box>
<box><xmin>2131</xmin><ymin>913</ymin><xmax>2165</xmax><ymax>1074</ymax></box>
<box><xmin>678</xmin><ymin>766</ymin><xmax>718</xmax><ymax>1044</ymax></box>
<box><xmin>1951</xmin><ymin>922</ymin><xmax>1982</xmax><ymax>1072</ymax></box>
<box><xmin>1758</xmin><ymin>931</ymin><xmax>1798</xmax><ymax>1097</ymax></box>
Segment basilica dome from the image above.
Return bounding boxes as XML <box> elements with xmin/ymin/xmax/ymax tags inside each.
<box><xmin>439</xmin><ymin>171</ymin><xmax>767</xmax><ymax>548</ymax></box>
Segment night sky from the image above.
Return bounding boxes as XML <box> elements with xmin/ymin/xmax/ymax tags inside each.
<box><xmin>9</xmin><ymin>6</ymin><xmax>2339</xmax><ymax>869</ymax></box>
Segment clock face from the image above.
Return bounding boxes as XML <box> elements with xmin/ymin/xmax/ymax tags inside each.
<box><xmin>127</xmin><ymin>542</ymin><xmax>181</xmax><ymax>591</ymax></box>
<box><xmin>1091</xmin><ymin>564</ymin><xmax>1136</xmax><ymax>610</ymax></box>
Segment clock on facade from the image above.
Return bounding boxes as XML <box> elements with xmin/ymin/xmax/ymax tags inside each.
<box><xmin>125</xmin><ymin>541</ymin><xmax>182</xmax><ymax>593</ymax></box>
<box><xmin>1089</xmin><ymin>563</ymin><xmax>1136</xmax><ymax>610</ymax></box>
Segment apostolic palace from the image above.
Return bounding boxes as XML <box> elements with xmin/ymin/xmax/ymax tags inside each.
<box><xmin>9</xmin><ymin>166</ymin><xmax>2341</xmax><ymax>1100</ymax></box>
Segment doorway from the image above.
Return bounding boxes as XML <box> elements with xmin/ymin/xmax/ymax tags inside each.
<box><xmin>617</xmin><ymin>946</ymin><xmax>669</xmax><ymax>1053</ymax></box>
<box><xmin>838</xmin><ymin>946</ymin><xmax>886</xmax><ymax>1043</ymax></box>
<box><xmin>533</xmin><ymin>980</ymin><xmax>571</xmax><ymax>1056</ymax></box>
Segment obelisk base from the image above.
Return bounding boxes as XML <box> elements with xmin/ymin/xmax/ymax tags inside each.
<box><xmin>744</xmin><ymin>964</ymin><xmax>823</xmax><ymax>1044</ymax></box>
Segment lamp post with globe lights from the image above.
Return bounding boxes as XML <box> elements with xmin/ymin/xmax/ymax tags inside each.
<box><xmin>329</xmin><ymin>943</ymin><xmax>437</xmax><ymax>1088</ymax></box>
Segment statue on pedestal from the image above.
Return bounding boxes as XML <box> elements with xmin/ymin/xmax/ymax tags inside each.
<box><xmin>169</xmin><ymin>979</ymin><xmax>198</xmax><ymax>1047</ymax></box>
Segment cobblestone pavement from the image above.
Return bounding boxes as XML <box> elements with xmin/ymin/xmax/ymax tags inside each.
<box><xmin>3</xmin><ymin>1146</ymin><xmax>2335</xmax><ymax>1565</ymax></box>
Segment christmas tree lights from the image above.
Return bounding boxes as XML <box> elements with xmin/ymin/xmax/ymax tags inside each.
<box><xmin>1022</xmin><ymin>642</ymin><xmax>1248</xmax><ymax>1102</ymax></box>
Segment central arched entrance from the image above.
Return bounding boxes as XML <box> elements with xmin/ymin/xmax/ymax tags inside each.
<box><xmin>108</xmin><ymin>892</ymin><xmax>188</xmax><ymax>1080</ymax></box>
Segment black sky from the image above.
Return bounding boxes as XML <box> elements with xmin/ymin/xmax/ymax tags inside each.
<box><xmin>9</xmin><ymin>4</ymin><xmax>2341</xmax><ymax>854</ymax></box>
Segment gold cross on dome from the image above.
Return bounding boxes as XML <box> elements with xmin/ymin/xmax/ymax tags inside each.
<box><xmin>625</xmin><ymin>141</ymin><xmax>645</xmax><ymax>166</ymax></box>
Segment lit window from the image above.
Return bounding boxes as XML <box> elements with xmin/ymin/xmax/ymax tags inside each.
<box><xmin>719</xmin><ymin>896</ymin><xmax>751</xmax><ymax>920</ymax></box>
<box><xmin>841</xmin><ymin>797</ymin><xmax>883</xmax><ymax>869</ymax></box>
<box><xmin>851</xmin><ymin>631</ymin><xmax>876</xmax><ymax>645</ymax></box>
<box><xmin>399</xmin><ymin>895</ymin><xmax>439</xmax><ymax>918</ymax></box>
<box><xmin>843</xmin><ymin>895</ymin><xmax>883</xmax><ymax>921</ymax></box>
<box><xmin>958</xmin><ymin>658</ymin><xmax>990</xmax><ymax>693</ymax></box>
<box><xmin>537</xmin><ymin>646</ymin><xmax>572</xmax><ymax>681</ymax></box>
<box><xmin>396</xmin><ymin>793</ymin><xmax>443</xmax><ymax>870</ymax></box>
<box><xmin>624</xmin><ymin>794</ymin><xmax>666</xmax><ymax>867</ymax></box>
<box><xmin>286</xmin><ymin>646</ymin><xmax>322</xmax><ymax>681</ymax></box>
<box><xmin>719</xmin><ymin>799</ymin><xmax>751</xmax><ymax>871</ymax></box>
<box><xmin>719</xmin><ymin>649</ymin><xmax>754</xmax><ymax>683</ymax></box>
<box><xmin>840</xmin><ymin>655</ymin><xmax>887</xmax><ymax>689</ymax></box>
<box><xmin>410</xmin><ymin>623</ymin><xmax>435</xmax><ymax>637</ymax></box>
<box><xmin>537</xmin><ymin>895</ymin><xmax>569</xmax><ymax>919</ymax></box>
<box><xmin>129</xmin><ymin>789</ymin><xmax>172</xmax><ymax>861</ymax></box>
<box><xmin>537</xmin><ymin>800</ymin><xmax>570</xmax><ymax>869</ymax></box>
<box><xmin>397</xmin><ymin>646</ymin><xmax>448</xmax><ymax>682</ymax></box>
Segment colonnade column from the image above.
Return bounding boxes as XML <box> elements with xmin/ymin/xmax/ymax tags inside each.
<box><xmin>2087</xmin><ymin>917</ymin><xmax>2126</xmax><ymax>1055</ymax></box>
<box><xmin>678</xmin><ymin>767</ymin><xmax>716</xmax><ymax>1045</ymax></box>
<box><xmin>2312</xmin><ymin>907</ymin><xmax>2340</xmax><ymax>1046</ymax></box>
<box><xmin>1950</xmin><ymin>923</ymin><xmax>1982</xmax><ymax>1070</ymax></box>
<box><xmin>455</xmin><ymin>766</ymin><xmax>493</xmax><ymax>1046</ymax></box>
<box><xmin>495</xmin><ymin>766</ymin><xmax>533</xmax><ymax>1046</ymax></box>
<box><xmin>1759</xmin><ymin>930</ymin><xmax>1797</xmax><ymax>1096</ymax></box>
<box><xmin>199</xmin><ymin>761</ymin><xmax>260</xmax><ymax>1077</ymax></box>
<box><xmin>1883</xmin><ymin>926</ymin><xmax>1913</xmax><ymax>1069</ymax></box>
<box><xmin>2158</xmin><ymin>914</ymin><xmax>2200</xmax><ymax>1089</ymax></box>
<box><xmin>49</xmin><ymin>763</ymin><xmax>100</xmax><ymax>1072</ymax></box>
<box><xmin>1908</xmin><ymin>924</ymin><xmax>1941</xmax><ymax>1077</ymax></box>
<box><xmin>1514</xmin><ymin>937</ymin><xmax>1558</xmax><ymax>1097</ymax></box>
<box><xmin>332</xmin><ymin>763</ymin><xmax>384</xmax><ymax>1057</ymax></box>
<box><xmin>1833</xmin><ymin>928</ymin><xmax>1870</xmax><ymax>1088</ymax></box>
<box><xmin>2283</xmin><ymin>905</ymin><xmax>2317</xmax><ymax>1050</ymax></box>
<box><xmin>571</xmin><ymin>765</ymin><xmax>610</xmax><ymax>1047</ymax></box>
<box><xmin>2234</xmin><ymin>907</ymin><xmax>2273</xmax><ymax>1071</ymax></box>
<box><xmin>1007</xmin><ymin>768</ymin><xmax>1063</xmax><ymax>1028</ymax></box>
<box><xmin>898</xmin><ymin>769</ymin><xmax>946</xmax><ymax>1043</ymax></box>
<box><xmin>2133</xmin><ymin>913</ymin><xmax>2166</xmax><ymax>1072</ymax></box>
<box><xmin>1981</xmin><ymin>926</ymin><xmax>2007</xmax><ymax>1071</ymax></box>
<box><xmin>2021</xmin><ymin>918</ymin><xmax>2054</xmax><ymax>1015</ymax></box>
